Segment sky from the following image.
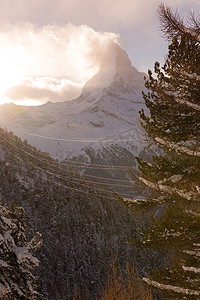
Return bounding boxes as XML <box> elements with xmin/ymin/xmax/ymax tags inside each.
<box><xmin>0</xmin><ymin>0</ymin><xmax>199</xmax><ymax>105</ymax></box>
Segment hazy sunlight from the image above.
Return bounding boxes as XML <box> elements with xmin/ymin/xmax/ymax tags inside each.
<box><xmin>0</xmin><ymin>24</ymin><xmax>118</xmax><ymax>106</ymax></box>
<box><xmin>0</xmin><ymin>46</ymin><xmax>27</xmax><ymax>103</ymax></box>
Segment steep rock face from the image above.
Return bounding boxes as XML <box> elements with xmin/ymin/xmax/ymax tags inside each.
<box><xmin>81</xmin><ymin>42</ymin><xmax>145</xmax><ymax>98</ymax></box>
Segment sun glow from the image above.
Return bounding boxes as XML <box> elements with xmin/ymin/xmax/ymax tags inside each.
<box><xmin>0</xmin><ymin>47</ymin><xmax>27</xmax><ymax>97</ymax></box>
<box><xmin>0</xmin><ymin>40</ymin><xmax>99</xmax><ymax>106</ymax></box>
<box><xmin>0</xmin><ymin>40</ymin><xmax>93</xmax><ymax>106</ymax></box>
<box><xmin>0</xmin><ymin>23</ymin><xmax>119</xmax><ymax>105</ymax></box>
<box><xmin>12</xmin><ymin>99</ymin><xmax>45</xmax><ymax>106</ymax></box>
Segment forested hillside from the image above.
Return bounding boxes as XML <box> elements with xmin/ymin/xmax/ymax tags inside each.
<box><xmin>0</xmin><ymin>127</ymin><xmax>151</xmax><ymax>299</ymax></box>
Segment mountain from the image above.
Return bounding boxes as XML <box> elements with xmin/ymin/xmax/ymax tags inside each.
<box><xmin>0</xmin><ymin>42</ymin><xmax>146</xmax><ymax>154</ymax></box>
<box><xmin>0</xmin><ymin>42</ymin><xmax>148</xmax><ymax>197</ymax></box>
<box><xmin>81</xmin><ymin>42</ymin><xmax>145</xmax><ymax>97</ymax></box>
<box><xmin>0</xmin><ymin>44</ymin><xmax>159</xmax><ymax>299</ymax></box>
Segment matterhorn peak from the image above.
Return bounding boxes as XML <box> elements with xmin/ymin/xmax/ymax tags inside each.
<box><xmin>81</xmin><ymin>42</ymin><xmax>145</xmax><ymax>98</ymax></box>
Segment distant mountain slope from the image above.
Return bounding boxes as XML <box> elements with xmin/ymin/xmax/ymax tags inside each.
<box><xmin>0</xmin><ymin>127</ymin><xmax>153</xmax><ymax>299</ymax></box>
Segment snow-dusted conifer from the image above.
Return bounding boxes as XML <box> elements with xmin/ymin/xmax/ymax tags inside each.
<box><xmin>0</xmin><ymin>198</ymin><xmax>42</xmax><ymax>299</ymax></box>
<box><xmin>132</xmin><ymin>4</ymin><xmax>200</xmax><ymax>299</ymax></box>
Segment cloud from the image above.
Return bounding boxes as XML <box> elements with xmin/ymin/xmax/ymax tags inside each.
<box><xmin>0</xmin><ymin>0</ymin><xmax>196</xmax><ymax>28</ymax></box>
<box><xmin>0</xmin><ymin>0</ymin><xmax>198</xmax><ymax>104</ymax></box>
<box><xmin>0</xmin><ymin>23</ymin><xmax>119</xmax><ymax>104</ymax></box>
<box><xmin>0</xmin><ymin>1</ymin><xmax>197</xmax><ymax>51</ymax></box>
<box><xmin>0</xmin><ymin>23</ymin><xmax>119</xmax><ymax>82</ymax></box>
<box><xmin>5</xmin><ymin>77</ymin><xmax>83</xmax><ymax>103</ymax></box>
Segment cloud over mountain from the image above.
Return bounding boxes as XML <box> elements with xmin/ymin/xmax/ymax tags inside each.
<box><xmin>0</xmin><ymin>23</ymin><xmax>119</xmax><ymax>104</ymax></box>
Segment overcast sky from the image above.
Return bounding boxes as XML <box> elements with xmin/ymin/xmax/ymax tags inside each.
<box><xmin>0</xmin><ymin>0</ymin><xmax>199</xmax><ymax>105</ymax></box>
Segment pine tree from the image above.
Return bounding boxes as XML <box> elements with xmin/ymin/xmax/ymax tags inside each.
<box><xmin>0</xmin><ymin>199</ymin><xmax>42</xmax><ymax>299</ymax></box>
<box><xmin>129</xmin><ymin>4</ymin><xmax>200</xmax><ymax>299</ymax></box>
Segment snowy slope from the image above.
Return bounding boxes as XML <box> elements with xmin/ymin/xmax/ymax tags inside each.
<box><xmin>0</xmin><ymin>42</ymin><xmax>147</xmax><ymax>162</ymax></box>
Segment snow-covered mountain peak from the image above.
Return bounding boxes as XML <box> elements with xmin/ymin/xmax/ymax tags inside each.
<box><xmin>0</xmin><ymin>42</ymin><xmax>147</xmax><ymax>162</ymax></box>
<box><xmin>81</xmin><ymin>42</ymin><xmax>145</xmax><ymax>98</ymax></box>
<box><xmin>81</xmin><ymin>42</ymin><xmax>118</xmax><ymax>96</ymax></box>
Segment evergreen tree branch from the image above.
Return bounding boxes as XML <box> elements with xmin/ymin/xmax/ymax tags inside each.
<box><xmin>139</xmin><ymin>176</ymin><xmax>200</xmax><ymax>201</ymax></box>
<box><xmin>155</xmin><ymin>137</ymin><xmax>200</xmax><ymax>157</ymax></box>
<box><xmin>158</xmin><ymin>4</ymin><xmax>200</xmax><ymax>41</ymax></box>
<box><xmin>143</xmin><ymin>277</ymin><xmax>200</xmax><ymax>296</ymax></box>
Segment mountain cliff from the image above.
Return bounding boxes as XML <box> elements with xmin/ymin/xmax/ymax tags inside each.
<box><xmin>81</xmin><ymin>42</ymin><xmax>145</xmax><ymax>98</ymax></box>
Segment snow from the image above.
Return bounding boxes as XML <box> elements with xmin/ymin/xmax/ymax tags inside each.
<box><xmin>155</xmin><ymin>137</ymin><xmax>200</xmax><ymax>157</ymax></box>
<box><xmin>182</xmin><ymin>266</ymin><xmax>200</xmax><ymax>273</ymax></box>
<box><xmin>3</xmin><ymin>232</ymin><xmax>15</xmax><ymax>245</ymax></box>
<box><xmin>0</xmin><ymin>144</ymin><xmax>5</xmax><ymax>160</ymax></box>
<box><xmin>12</xmin><ymin>283</ymin><xmax>25</xmax><ymax>297</ymax></box>
<box><xmin>139</xmin><ymin>176</ymin><xmax>174</xmax><ymax>195</ymax></box>
<box><xmin>185</xmin><ymin>27</ymin><xmax>200</xmax><ymax>43</ymax></box>
<box><xmin>0</xmin><ymin>203</ymin><xmax>42</xmax><ymax>299</ymax></box>
<box><xmin>180</xmin><ymin>70</ymin><xmax>200</xmax><ymax>81</ymax></box>
<box><xmin>123</xmin><ymin>197</ymin><xmax>148</xmax><ymax>203</ymax></box>
<box><xmin>165</xmin><ymin>90</ymin><xmax>200</xmax><ymax>111</ymax></box>
<box><xmin>14</xmin><ymin>246</ymin><xmax>40</xmax><ymax>266</ymax></box>
<box><xmin>158</xmin><ymin>175</ymin><xmax>183</xmax><ymax>185</ymax></box>
<box><xmin>1</xmin><ymin>216</ymin><xmax>13</xmax><ymax>226</ymax></box>
<box><xmin>164</xmin><ymin>231</ymin><xmax>182</xmax><ymax>237</ymax></box>
<box><xmin>177</xmin><ymin>189</ymin><xmax>196</xmax><ymax>201</ymax></box>
<box><xmin>139</xmin><ymin>177</ymin><xmax>157</xmax><ymax>190</ymax></box>
<box><xmin>196</xmin><ymin>186</ymin><xmax>200</xmax><ymax>194</ymax></box>
<box><xmin>82</xmin><ymin>43</ymin><xmax>117</xmax><ymax>97</ymax></box>
<box><xmin>168</xmin><ymin>175</ymin><xmax>183</xmax><ymax>183</ymax></box>
<box><xmin>0</xmin><ymin>283</ymin><xmax>8</xmax><ymax>295</ymax></box>
<box><xmin>0</xmin><ymin>259</ymin><xmax>8</xmax><ymax>267</ymax></box>
<box><xmin>183</xmin><ymin>250</ymin><xmax>200</xmax><ymax>257</ymax></box>
<box><xmin>186</xmin><ymin>209</ymin><xmax>200</xmax><ymax>216</ymax></box>
<box><xmin>174</xmin><ymin>97</ymin><xmax>200</xmax><ymax>111</ymax></box>
<box><xmin>139</xmin><ymin>177</ymin><xmax>200</xmax><ymax>201</ymax></box>
<box><xmin>143</xmin><ymin>277</ymin><xmax>200</xmax><ymax>296</ymax></box>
